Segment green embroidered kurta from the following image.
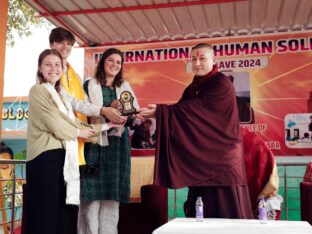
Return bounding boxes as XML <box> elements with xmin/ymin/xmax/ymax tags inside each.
<box><xmin>81</xmin><ymin>81</ymin><xmax>131</xmax><ymax>203</ymax></box>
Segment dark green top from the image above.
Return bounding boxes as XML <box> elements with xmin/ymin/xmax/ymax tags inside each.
<box><xmin>80</xmin><ymin>80</ymin><xmax>131</xmax><ymax>203</ymax></box>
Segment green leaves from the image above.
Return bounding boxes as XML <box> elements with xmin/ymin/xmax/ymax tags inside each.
<box><xmin>6</xmin><ymin>0</ymin><xmax>51</xmax><ymax>47</ymax></box>
<box><xmin>13</xmin><ymin>149</ymin><xmax>26</xmax><ymax>160</ymax></box>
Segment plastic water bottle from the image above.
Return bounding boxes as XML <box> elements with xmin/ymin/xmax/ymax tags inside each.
<box><xmin>258</xmin><ymin>198</ymin><xmax>267</xmax><ymax>223</ymax></box>
<box><xmin>195</xmin><ymin>197</ymin><xmax>204</xmax><ymax>222</ymax></box>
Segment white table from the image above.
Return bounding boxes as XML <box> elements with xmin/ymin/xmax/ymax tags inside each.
<box><xmin>152</xmin><ymin>218</ymin><xmax>312</xmax><ymax>234</ymax></box>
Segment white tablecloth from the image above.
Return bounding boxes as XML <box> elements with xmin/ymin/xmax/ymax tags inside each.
<box><xmin>152</xmin><ymin>218</ymin><xmax>312</xmax><ymax>234</ymax></box>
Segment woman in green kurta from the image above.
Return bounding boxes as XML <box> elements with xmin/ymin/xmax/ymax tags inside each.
<box><xmin>79</xmin><ymin>48</ymin><xmax>139</xmax><ymax>234</ymax></box>
<box><xmin>81</xmin><ymin>86</ymin><xmax>131</xmax><ymax>203</ymax></box>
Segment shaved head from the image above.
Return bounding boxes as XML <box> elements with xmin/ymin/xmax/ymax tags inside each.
<box><xmin>192</xmin><ymin>43</ymin><xmax>214</xmax><ymax>53</ymax></box>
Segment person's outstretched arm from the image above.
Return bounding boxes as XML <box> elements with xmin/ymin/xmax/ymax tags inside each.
<box><xmin>60</xmin><ymin>87</ymin><xmax>126</xmax><ymax>123</ymax></box>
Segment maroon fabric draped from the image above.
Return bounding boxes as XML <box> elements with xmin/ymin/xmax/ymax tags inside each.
<box><xmin>154</xmin><ymin>67</ymin><xmax>247</xmax><ymax>189</ymax></box>
<box><xmin>300</xmin><ymin>182</ymin><xmax>312</xmax><ymax>225</ymax></box>
<box><xmin>241</xmin><ymin>128</ymin><xmax>275</xmax><ymax>214</ymax></box>
<box><xmin>185</xmin><ymin>185</ymin><xmax>253</xmax><ymax>219</ymax></box>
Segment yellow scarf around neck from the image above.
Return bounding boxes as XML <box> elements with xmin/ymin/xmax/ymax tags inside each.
<box><xmin>61</xmin><ymin>63</ymin><xmax>87</xmax><ymax>166</ymax></box>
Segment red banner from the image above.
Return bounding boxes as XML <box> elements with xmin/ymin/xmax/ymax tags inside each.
<box><xmin>85</xmin><ymin>32</ymin><xmax>312</xmax><ymax>156</ymax></box>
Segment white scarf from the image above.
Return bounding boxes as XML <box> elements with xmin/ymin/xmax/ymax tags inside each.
<box><xmin>87</xmin><ymin>78</ymin><xmax>139</xmax><ymax>146</ymax></box>
<box><xmin>42</xmin><ymin>83</ymin><xmax>80</xmax><ymax>205</ymax></box>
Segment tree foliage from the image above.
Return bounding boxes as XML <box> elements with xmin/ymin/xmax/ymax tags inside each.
<box><xmin>6</xmin><ymin>0</ymin><xmax>51</xmax><ymax>47</ymax></box>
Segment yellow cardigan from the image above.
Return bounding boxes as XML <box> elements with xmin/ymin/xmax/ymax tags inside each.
<box><xmin>26</xmin><ymin>84</ymin><xmax>100</xmax><ymax>161</ymax></box>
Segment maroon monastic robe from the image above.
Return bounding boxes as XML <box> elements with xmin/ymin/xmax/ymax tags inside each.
<box><xmin>154</xmin><ymin>66</ymin><xmax>253</xmax><ymax>218</ymax></box>
<box><xmin>154</xmin><ymin>66</ymin><xmax>246</xmax><ymax>188</ymax></box>
<box><xmin>241</xmin><ymin>127</ymin><xmax>278</xmax><ymax>217</ymax></box>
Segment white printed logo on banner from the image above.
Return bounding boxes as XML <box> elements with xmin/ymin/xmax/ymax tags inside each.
<box><xmin>285</xmin><ymin>113</ymin><xmax>312</xmax><ymax>148</ymax></box>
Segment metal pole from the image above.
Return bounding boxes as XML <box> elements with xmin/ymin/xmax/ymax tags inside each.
<box><xmin>283</xmin><ymin>165</ymin><xmax>288</xmax><ymax>220</ymax></box>
<box><xmin>174</xmin><ymin>189</ymin><xmax>177</xmax><ymax>218</ymax></box>
<box><xmin>10</xmin><ymin>164</ymin><xmax>16</xmax><ymax>234</ymax></box>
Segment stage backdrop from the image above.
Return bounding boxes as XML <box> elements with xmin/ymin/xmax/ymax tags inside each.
<box><xmin>84</xmin><ymin>31</ymin><xmax>312</xmax><ymax>157</ymax></box>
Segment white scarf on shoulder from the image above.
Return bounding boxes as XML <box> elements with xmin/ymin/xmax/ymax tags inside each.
<box><xmin>87</xmin><ymin>78</ymin><xmax>139</xmax><ymax>146</ymax></box>
<box><xmin>42</xmin><ymin>82</ymin><xmax>80</xmax><ymax>205</ymax></box>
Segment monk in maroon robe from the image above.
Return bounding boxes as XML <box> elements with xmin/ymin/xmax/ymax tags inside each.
<box><xmin>140</xmin><ymin>43</ymin><xmax>253</xmax><ymax>219</ymax></box>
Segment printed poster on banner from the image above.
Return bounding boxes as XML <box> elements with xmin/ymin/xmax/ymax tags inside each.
<box><xmin>285</xmin><ymin>113</ymin><xmax>312</xmax><ymax>148</ymax></box>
